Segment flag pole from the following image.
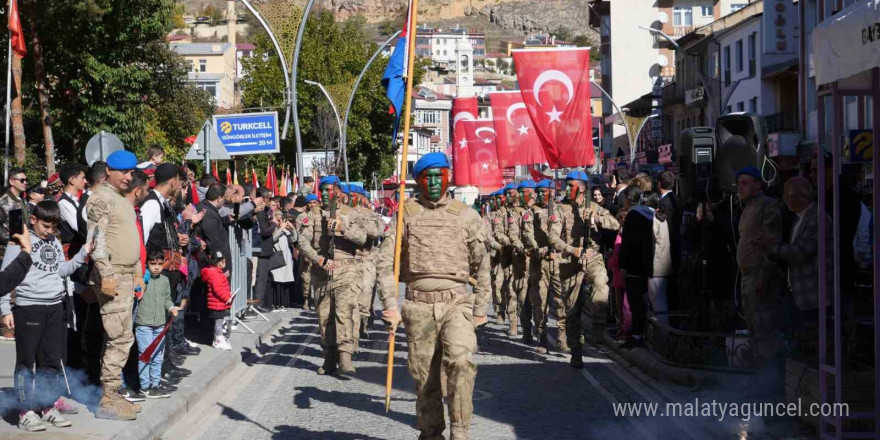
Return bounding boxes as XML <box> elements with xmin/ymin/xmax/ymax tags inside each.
<box><xmin>387</xmin><ymin>0</ymin><xmax>419</xmax><ymax>414</ymax></box>
<box><xmin>4</xmin><ymin>35</ymin><xmax>11</xmax><ymax>182</ymax></box>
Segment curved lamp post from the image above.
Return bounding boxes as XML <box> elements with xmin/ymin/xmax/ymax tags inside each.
<box><xmin>290</xmin><ymin>0</ymin><xmax>317</xmax><ymax>189</ymax></box>
<box><xmin>239</xmin><ymin>0</ymin><xmax>292</xmax><ymax>139</ymax></box>
<box><xmin>341</xmin><ymin>30</ymin><xmax>402</xmax><ymax>173</ymax></box>
<box><xmin>590</xmin><ymin>79</ymin><xmax>652</xmax><ymax>168</ymax></box>
<box><xmin>639</xmin><ymin>25</ymin><xmax>718</xmax><ymax>114</ymax></box>
<box><xmin>304</xmin><ymin>79</ymin><xmax>348</xmax><ymax>182</ymax></box>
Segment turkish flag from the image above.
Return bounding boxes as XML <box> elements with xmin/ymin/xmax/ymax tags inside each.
<box><xmin>489</xmin><ymin>91</ymin><xmax>548</xmax><ymax>168</ymax></box>
<box><xmin>8</xmin><ymin>0</ymin><xmax>26</xmax><ymax>57</ymax></box>
<box><xmin>513</xmin><ymin>48</ymin><xmax>595</xmax><ymax>168</ymax></box>
<box><xmin>461</xmin><ymin>120</ymin><xmax>503</xmax><ymax>190</ymax></box>
<box><xmin>451</xmin><ymin>97</ymin><xmax>478</xmax><ymax>186</ymax></box>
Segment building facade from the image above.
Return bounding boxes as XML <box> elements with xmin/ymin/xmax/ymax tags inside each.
<box><xmin>171</xmin><ymin>42</ymin><xmax>237</xmax><ymax>109</ymax></box>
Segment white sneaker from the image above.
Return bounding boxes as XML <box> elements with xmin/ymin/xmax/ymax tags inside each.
<box><xmin>185</xmin><ymin>338</ymin><xmax>198</xmax><ymax>349</ymax></box>
<box><xmin>221</xmin><ymin>336</ymin><xmax>233</xmax><ymax>350</ymax></box>
<box><xmin>213</xmin><ymin>337</ymin><xmax>231</xmax><ymax>351</ymax></box>
<box><xmin>18</xmin><ymin>410</ymin><xmax>47</xmax><ymax>432</ymax></box>
<box><xmin>41</xmin><ymin>408</ymin><xmax>72</xmax><ymax>428</ymax></box>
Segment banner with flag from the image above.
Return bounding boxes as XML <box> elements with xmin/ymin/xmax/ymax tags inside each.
<box><xmin>461</xmin><ymin>119</ymin><xmax>503</xmax><ymax>190</ymax></box>
<box><xmin>212</xmin><ymin>162</ymin><xmax>219</xmax><ymax>180</ymax></box>
<box><xmin>265</xmin><ymin>164</ymin><xmax>277</xmax><ymax>196</ymax></box>
<box><xmin>8</xmin><ymin>0</ymin><xmax>26</xmax><ymax>57</ymax></box>
<box><xmin>381</xmin><ymin>0</ymin><xmax>414</xmax><ymax>145</ymax></box>
<box><xmin>279</xmin><ymin>166</ymin><xmax>288</xmax><ymax>197</ymax></box>
<box><xmin>512</xmin><ymin>48</ymin><xmax>595</xmax><ymax>168</ymax></box>
<box><xmin>489</xmin><ymin>91</ymin><xmax>548</xmax><ymax>168</ymax></box>
<box><xmin>252</xmin><ymin>167</ymin><xmax>259</xmax><ymax>189</ymax></box>
<box><xmin>233</xmin><ymin>167</ymin><xmax>239</xmax><ymax>185</ymax></box>
<box><xmin>451</xmin><ymin>97</ymin><xmax>478</xmax><ymax>186</ymax></box>
<box><xmin>225</xmin><ymin>168</ymin><xmax>231</xmax><ymax>185</ymax></box>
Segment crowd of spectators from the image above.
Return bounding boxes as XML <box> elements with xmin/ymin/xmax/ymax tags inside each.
<box><xmin>0</xmin><ymin>146</ymin><xmax>320</xmax><ymax>431</ymax></box>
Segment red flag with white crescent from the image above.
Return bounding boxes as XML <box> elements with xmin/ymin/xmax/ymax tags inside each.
<box><xmin>512</xmin><ymin>48</ymin><xmax>594</xmax><ymax>168</ymax></box>
<box><xmin>461</xmin><ymin>120</ymin><xmax>503</xmax><ymax>189</ymax></box>
<box><xmin>451</xmin><ymin>97</ymin><xmax>478</xmax><ymax>186</ymax></box>
<box><xmin>489</xmin><ymin>91</ymin><xmax>548</xmax><ymax>168</ymax></box>
<box><xmin>8</xmin><ymin>0</ymin><xmax>26</xmax><ymax>57</ymax></box>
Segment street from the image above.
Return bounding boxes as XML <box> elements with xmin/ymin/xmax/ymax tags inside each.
<box><xmin>162</xmin><ymin>303</ymin><xmax>722</xmax><ymax>440</ymax></box>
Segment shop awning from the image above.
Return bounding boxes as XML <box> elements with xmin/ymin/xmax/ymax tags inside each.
<box><xmin>813</xmin><ymin>0</ymin><xmax>880</xmax><ymax>86</ymax></box>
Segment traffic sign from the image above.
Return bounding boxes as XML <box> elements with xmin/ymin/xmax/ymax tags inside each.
<box><xmin>212</xmin><ymin>112</ymin><xmax>280</xmax><ymax>156</ymax></box>
<box><xmin>186</xmin><ymin>120</ymin><xmax>230</xmax><ymax>163</ymax></box>
<box><xmin>85</xmin><ymin>131</ymin><xmax>124</xmax><ymax>166</ymax></box>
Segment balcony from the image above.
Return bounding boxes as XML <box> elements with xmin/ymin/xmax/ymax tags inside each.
<box><xmin>765</xmin><ymin>112</ymin><xmax>799</xmax><ymax>134</ymax></box>
<box><xmin>671</xmin><ymin>25</ymin><xmax>694</xmax><ymax>37</ymax></box>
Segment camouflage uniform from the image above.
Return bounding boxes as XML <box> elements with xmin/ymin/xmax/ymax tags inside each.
<box><xmin>377</xmin><ymin>195</ymin><xmax>490</xmax><ymax>440</ymax></box>
<box><xmin>522</xmin><ymin>204</ymin><xmax>561</xmax><ymax>349</ymax></box>
<box><xmin>493</xmin><ymin>206</ymin><xmax>513</xmax><ymax>324</ymax></box>
<box><xmin>353</xmin><ymin>204</ymin><xmax>384</xmax><ymax>346</ymax></box>
<box><xmin>486</xmin><ymin>209</ymin><xmax>505</xmax><ymax>322</ymax></box>
<box><xmin>549</xmin><ymin>201</ymin><xmax>618</xmax><ymax>349</ymax></box>
<box><xmin>0</xmin><ymin>190</ymin><xmax>24</xmax><ymax>260</ymax></box>
<box><xmin>296</xmin><ymin>206</ymin><xmax>335</xmax><ymax>365</ymax></box>
<box><xmin>506</xmin><ymin>205</ymin><xmax>530</xmax><ymax>337</ymax></box>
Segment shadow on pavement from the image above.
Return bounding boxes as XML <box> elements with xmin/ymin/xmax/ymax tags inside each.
<box><xmin>271</xmin><ymin>425</ymin><xmax>386</xmax><ymax>440</ymax></box>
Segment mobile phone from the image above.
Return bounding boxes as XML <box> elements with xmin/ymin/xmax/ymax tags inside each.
<box><xmin>8</xmin><ymin>209</ymin><xmax>23</xmax><ymax>236</ymax></box>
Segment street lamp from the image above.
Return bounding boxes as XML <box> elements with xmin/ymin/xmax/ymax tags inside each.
<box><xmin>290</xmin><ymin>0</ymin><xmax>317</xmax><ymax>189</ymax></box>
<box><xmin>638</xmin><ymin>25</ymin><xmax>717</xmax><ymax>112</ymax></box>
<box><xmin>304</xmin><ymin>79</ymin><xmax>349</xmax><ymax>182</ymax></box>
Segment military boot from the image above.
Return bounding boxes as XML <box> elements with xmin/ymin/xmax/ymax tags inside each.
<box><xmin>338</xmin><ymin>352</ymin><xmax>357</xmax><ymax>376</ymax></box>
<box><xmin>522</xmin><ymin>317</ymin><xmax>533</xmax><ymax>345</ymax></box>
<box><xmin>556</xmin><ymin>331</ymin><xmax>570</xmax><ymax>353</ymax></box>
<box><xmin>590</xmin><ymin>324</ymin><xmax>606</xmax><ymax>345</ymax></box>
<box><xmin>507</xmin><ymin>314</ymin><xmax>518</xmax><ymax>337</ymax></box>
<box><xmin>317</xmin><ymin>352</ymin><xmax>338</xmax><ymax>375</ymax></box>
<box><xmin>536</xmin><ymin>333</ymin><xmax>549</xmax><ymax>354</ymax></box>
<box><xmin>450</xmin><ymin>424</ymin><xmax>471</xmax><ymax>440</ymax></box>
<box><xmin>359</xmin><ymin>319</ymin><xmax>369</xmax><ymax>341</ymax></box>
<box><xmin>95</xmin><ymin>388</ymin><xmax>136</xmax><ymax>421</ymax></box>
<box><xmin>569</xmin><ymin>346</ymin><xmax>584</xmax><ymax>369</ymax></box>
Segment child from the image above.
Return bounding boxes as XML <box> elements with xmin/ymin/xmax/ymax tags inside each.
<box><xmin>202</xmin><ymin>251</ymin><xmax>232</xmax><ymax>350</ymax></box>
<box><xmin>0</xmin><ymin>201</ymin><xmax>88</xmax><ymax>432</ymax></box>
<box><xmin>137</xmin><ymin>144</ymin><xmax>165</xmax><ymax>170</ymax></box>
<box><xmin>134</xmin><ymin>250</ymin><xmax>179</xmax><ymax>399</ymax></box>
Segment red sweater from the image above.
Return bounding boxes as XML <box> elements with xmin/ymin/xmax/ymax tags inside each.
<box><xmin>201</xmin><ymin>266</ymin><xmax>231</xmax><ymax>311</ymax></box>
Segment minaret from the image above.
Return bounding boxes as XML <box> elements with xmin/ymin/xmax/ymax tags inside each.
<box><xmin>455</xmin><ymin>36</ymin><xmax>474</xmax><ymax>98</ymax></box>
<box><xmin>227</xmin><ymin>0</ymin><xmax>236</xmax><ymax>46</ymax></box>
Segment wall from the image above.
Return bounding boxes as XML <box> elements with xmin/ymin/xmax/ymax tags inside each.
<box><xmin>182</xmin><ymin>47</ymin><xmax>236</xmax><ymax>109</ymax></box>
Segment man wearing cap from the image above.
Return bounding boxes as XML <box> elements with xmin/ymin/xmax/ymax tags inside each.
<box><xmin>549</xmin><ymin>171</ymin><xmax>618</xmax><ymax>366</ymax></box>
<box><xmin>485</xmin><ymin>191</ymin><xmax>505</xmax><ymax>323</ymax></box>
<box><xmin>297</xmin><ymin>176</ymin><xmax>371</xmax><ymax>375</ymax></box>
<box><xmin>522</xmin><ymin>179</ymin><xmax>561</xmax><ymax>354</ymax></box>
<box><xmin>86</xmin><ymin>150</ymin><xmax>144</xmax><ymax>420</ymax></box>
<box><xmin>377</xmin><ymin>152</ymin><xmax>489</xmax><ymax>440</ymax></box>
<box><xmin>352</xmin><ymin>186</ymin><xmax>384</xmax><ymax>342</ymax></box>
<box><xmin>736</xmin><ymin>166</ymin><xmax>783</xmax><ymax>365</ymax></box>
<box><xmin>506</xmin><ymin>180</ymin><xmax>536</xmax><ymax>339</ymax></box>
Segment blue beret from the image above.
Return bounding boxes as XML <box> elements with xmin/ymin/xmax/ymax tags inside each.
<box><xmin>503</xmin><ymin>183</ymin><xmax>518</xmax><ymax>193</ymax></box>
<box><xmin>736</xmin><ymin>166</ymin><xmax>762</xmax><ymax>181</ymax></box>
<box><xmin>518</xmin><ymin>180</ymin><xmax>536</xmax><ymax>189</ymax></box>
<box><xmin>106</xmin><ymin>151</ymin><xmax>137</xmax><ymax>171</ymax></box>
<box><xmin>536</xmin><ymin>179</ymin><xmax>554</xmax><ymax>189</ymax></box>
<box><xmin>565</xmin><ymin>171</ymin><xmax>588</xmax><ymax>182</ymax></box>
<box><xmin>340</xmin><ymin>184</ymin><xmax>351</xmax><ymax>194</ymax></box>
<box><xmin>412</xmin><ymin>152</ymin><xmax>450</xmax><ymax>177</ymax></box>
<box><xmin>305</xmin><ymin>194</ymin><xmax>318</xmax><ymax>203</ymax></box>
<box><xmin>319</xmin><ymin>175</ymin><xmax>340</xmax><ymax>187</ymax></box>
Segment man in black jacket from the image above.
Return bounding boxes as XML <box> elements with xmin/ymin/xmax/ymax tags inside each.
<box><xmin>657</xmin><ymin>171</ymin><xmax>681</xmax><ymax>308</ymax></box>
<box><xmin>198</xmin><ymin>183</ymin><xmax>231</xmax><ymax>265</ymax></box>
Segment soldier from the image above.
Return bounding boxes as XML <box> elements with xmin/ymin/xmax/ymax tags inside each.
<box><xmin>377</xmin><ymin>152</ymin><xmax>490</xmax><ymax>440</ymax></box>
<box><xmin>549</xmin><ymin>171</ymin><xmax>619</xmax><ymax>368</ymax></box>
<box><xmin>297</xmin><ymin>194</ymin><xmax>320</xmax><ymax>310</ymax></box>
<box><xmin>352</xmin><ymin>186</ymin><xmax>384</xmax><ymax>343</ymax></box>
<box><xmin>494</xmin><ymin>183</ymin><xmax>518</xmax><ymax>331</ymax></box>
<box><xmin>87</xmin><ymin>151</ymin><xmax>145</xmax><ymax>420</ymax></box>
<box><xmin>507</xmin><ymin>180</ymin><xmax>536</xmax><ymax>340</ymax></box>
<box><xmin>522</xmin><ymin>179</ymin><xmax>561</xmax><ymax>354</ymax></box>
<box><xmin>485</xmin><ymin>191</ymin><xmax>504</xmax><ymax>323</ymax></box>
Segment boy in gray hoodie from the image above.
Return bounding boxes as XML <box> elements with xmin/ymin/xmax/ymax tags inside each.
<box><xmin>0</xmin><ymin>201</ymin><xmax>88</xmax><ymax>432</ymax></box>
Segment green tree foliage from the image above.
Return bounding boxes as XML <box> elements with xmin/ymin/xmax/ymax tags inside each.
<box><xmin>242</xmin><ymin>9</ymin><xmax>424</xmax><ymax>182</ymax></box>
<box><xmin>3</xmin><ymin>0</ymin><xmax>214</xmax><ymax>178</ymax></box>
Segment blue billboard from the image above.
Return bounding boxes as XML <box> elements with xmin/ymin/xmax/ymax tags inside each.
<box><xmin>212</xmin><ymin>112</ymin><xmax>280</xmax><ymax>156</ymax></box>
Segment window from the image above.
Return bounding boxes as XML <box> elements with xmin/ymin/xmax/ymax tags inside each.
<box><xmin>443</xmin><ymin>50</ymin><xmax>447</xmax><ymax>56</ymax></box>
<box><xmin>748</xmin><ymin>33</ymin><xmax>756</xmax><ymax>76</ymax></box>
<box><xmin>735</xmin><ymin>40</ymin><xmax>743</xmax><ymax>72</ymax></box>
<box><xmin>186</xmin><ymin>60</ymin><xmax>193</xmax><ymax>72</ymax></box>
<box><xmin>723</xmin><ymin>45</ymin><xmax>731</xmax><ymax>86</ymax></box>
<box><xmin>709</xmin><ymin>52</ymin><xmax>719</xmax><ymax>79</ymax></box>
<box><xmin>701</xmin><ymin>5</ymin><xmax>713</xmax><ymax>16</ymax></box>
<box><xmin>730</xmin><ymin>3</ymin><xmax>747</xmax><ymax>12</ymax></box>
<box><xmin>196</xmin><ymin>83</ymin><xmax>217</xmax><ymax>100</ymax></box>
<box><xmin>749</xmin><ymin>97</ymin><xmax>758</xmax><ymax>113</ymax></box>
<box><xmin>725</xmin><ymin>105</ymin><xmax>732</xmax><ymax>114</ymax></box>
<box><xmin>737</xmin><ymin>101</ymin><xmax>745</xmax><ymax>112</ymax></box>
<box><xmin>673</xmin><ymin>6</ymin><xmax>693</xmax><ymax>26</ymax></box>
<box><xmin>199</xmin><ymin>59</ymin><xmax>207</xmax><ymax>73</ymax></box>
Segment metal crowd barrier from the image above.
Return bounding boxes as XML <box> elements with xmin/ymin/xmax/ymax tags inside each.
<box><xmin>227</xmin><ymin>224</ymin><xmax>265</xmax><ymax>333</ymax></box>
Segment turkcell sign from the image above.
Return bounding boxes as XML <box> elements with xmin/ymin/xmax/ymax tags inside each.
<box><xmin>212</xmin><ymin>112</ymin><xmax>280</xmax><ymax>156</ymax></box>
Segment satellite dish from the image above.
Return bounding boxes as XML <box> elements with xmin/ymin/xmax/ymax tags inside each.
<box><xmin>657</xmin><ymin>55</ymin><xmax>669</xmax><ymax>67</ymax></box>
<box><xmin>85</xmin><ymin>131</ymin><xmax>124</xmax><ymax>166</ymax></box>
<box><xmin>658</xmin><ymin>12</ymin><xmax>669</xmax><ymax>24</ymax></box>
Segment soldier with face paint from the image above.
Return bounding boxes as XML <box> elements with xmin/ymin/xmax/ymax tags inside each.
<box><xmin>521</xmin><ymin>179</ymin><xmax>561</xmax><ymax>354</ymax></box>
<box><xmin>297</xmin><ymin>193</ymin><xmax>321</xmax><ymax>310</ymax></box>
<box><xmin>484</xmin><ymin>190</ymin><xmax>505</xmax><ymax>323</ymax></box>
<box><xmin>493</xmin><ymin>183</ymin><xmax>517</xmax><ymax>327</ymax></box>
<box><xmin>351</xmin><ymin>186</ymin><xmax>385</xmax><ymax>343</ymax></box>
<box><xmin>549</xmin><ymin>171</ymin><xmax>619</xmax><ymax>368</ymax></box>
<box><xmin>376</xmin><ymin>152</ymin><xmax>490</xmax><ymax>440</ymax></box>
<box><xmin>506</xmin><ymin>180</ymin><xmax>536</xmax><ymax>340</ymax></box>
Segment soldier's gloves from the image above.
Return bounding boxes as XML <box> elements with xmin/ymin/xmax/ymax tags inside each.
<box><xmin>473</xmin><ymin>315</ymin><xmax>488</xmax><ymax>329</ymax></box>
<box><xmin>381</xmin><ymin>307</ymin><xmax>401</xmax><ymax>332</ymax></box>
<box><xmin>101</xmin><ymin>276</ymin><xmax>119</xmax><ymax>296</ymax></box>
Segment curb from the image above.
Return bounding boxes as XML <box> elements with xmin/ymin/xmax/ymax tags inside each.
<box><xmin>600</xmin><ymin>331</ymin><xmax>709</xmax><ymax>387</ymax></box>
<box><xmin>109</xmin><ymin>313</ymin><xmax>285</xmax><ymax>440</ymax></box>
